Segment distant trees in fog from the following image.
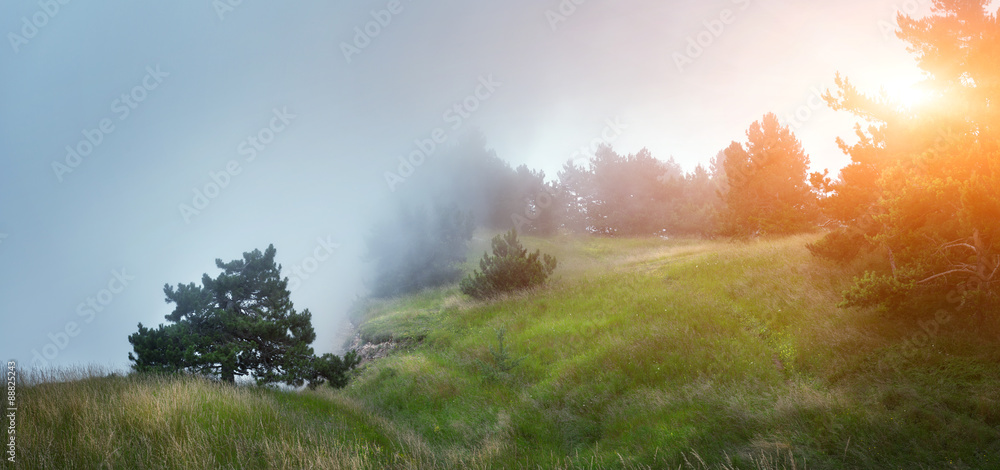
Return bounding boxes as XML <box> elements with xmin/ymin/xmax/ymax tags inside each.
<box><xmin>362</xmin><ymin>0</ymin><xmax>998</xmax><ymax>319</ymax></box>
<box><xmin>365</xmin><ymin>118</ymin><xmax>824</xmax><ymax>296</ymax></box>
<box><xmin>549</xmin><ymin>145</ymin><xmax>723</xmax><ymax>237</ymax></box>
<box><xmin>719</xmin><ymin>113</ymin><xmax>818</xmax><ymax>236</ymax></box>
<box><xmin>365</xmin><ymin>204</ymin><xmax>474</xmax><ymax>298</ymax></box>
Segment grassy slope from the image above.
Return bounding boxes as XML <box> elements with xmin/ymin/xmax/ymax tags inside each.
<box><xmin>346</xmin><ymin>234</ymin><xmax>1000</xmax><ymax>468</ymax></box>
<box><xmin>11</xmin><ymin>235</ymin><xmax>1000</xmax><ymax>469</ymax></box>
<box><xmin>11</xmin><ymin>370</ymin><xmax>433</xmax><ymax>469</ymax></box>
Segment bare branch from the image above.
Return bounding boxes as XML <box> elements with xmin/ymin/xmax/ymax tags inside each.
<box><xmin>942</xmin><ymin>242</ymin><xmax>977</xmax><ymax>252</ymax></box>
<box><xmin>886</xmin><ymin>244</ymin><xmax>898</xmax><ymax>277</ymax></box>
<box><xmin>918</xmin><ymin>268</ymin><xmax>977</xmax><ymax>284</ymax></box>
<box><xmin>986</xmin><ymin>256</ymin><xmax>999</xmax><ymax>282</ymax></box>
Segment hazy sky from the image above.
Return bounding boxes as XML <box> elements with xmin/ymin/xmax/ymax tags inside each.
<box><xmin>0</xmin><ymin>0</ymin><xmax>939</xmax><ymax>370</ymax></box>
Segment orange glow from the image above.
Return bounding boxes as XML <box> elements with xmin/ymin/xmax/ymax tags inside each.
<box><xmin>881</xmin><ymin>76</ymin><xmax>935</xmax><ymax>111</ymax></box>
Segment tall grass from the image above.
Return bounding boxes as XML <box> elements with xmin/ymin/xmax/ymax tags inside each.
<box><xmin>10</xmin><ymin>368</ymin><xmax>438</xmax><ymax>469</ymax></box>
<box><xmin>10</xmin><ymin>234</ymin><xmax>1000</xmax><ymax>469</ymax></box>
<box><xmin>340</xmin><ymin>234</ymin><xmax>1000</xmax><ymax>469</ymax></box>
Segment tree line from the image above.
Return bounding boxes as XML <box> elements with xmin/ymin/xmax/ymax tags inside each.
<box><xmin>367</xmin><ymin>0</ymin><xmax>999</xmax><ymax>319</ymax></box>
<box><xmin>364</xmin><ymin>112</ymin><xmax>818</xmax><ymax>298</ymax></box>
<box><xmin>129</xmin><ymin>0</ymin><xmax>998</xmax><ymax>386</ymax></box>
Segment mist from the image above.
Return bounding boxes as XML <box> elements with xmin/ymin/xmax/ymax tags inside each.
<box><xmin>1</xmin><ymin>0</ymin><xmax>924</xmax><ymax>370</ymax></box>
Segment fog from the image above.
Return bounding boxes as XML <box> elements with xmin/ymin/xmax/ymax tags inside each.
<box><xmin>0</xmin><ymin>0</ymin><xmax>926</xmax><ymax>370</ymax></box>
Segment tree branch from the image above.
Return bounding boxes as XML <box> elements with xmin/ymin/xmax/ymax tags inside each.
<box><xmin>918</xmin><ymin>268</ymin><xmax>977</xmax><ymax>284</ymax></box>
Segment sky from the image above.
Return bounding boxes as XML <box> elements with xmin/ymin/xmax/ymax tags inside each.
<box><xmin>0</xmin><ymin>0</ymin><xmax>940</xmax><ymax>371</ymax></box>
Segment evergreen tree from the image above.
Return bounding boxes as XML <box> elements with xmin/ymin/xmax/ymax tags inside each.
<box><xmin>554</xmin><ymin>159</ymin><xmax>593</xmax><ymax>233</ymax></box>
<box><xmin>826</xmin><ymin>0</ymin><xmax>1000</xmax><ymax>312</ymax></box>
<box><xmin>460</xmin><ymin>229</ymin><xmax>557</xmax><ymax>299</ymax></box>
<box><xmin>721</xmin><ymin>113</ymin><xmax>818</xmax><ymax>236</ymax></box>
<box><xmin>128</xmin><ymin>245</ymin><xmax>358</xmax><ymax>387</ymax></box>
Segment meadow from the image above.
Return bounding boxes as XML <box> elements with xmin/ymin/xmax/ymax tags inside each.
<box><xmin>9</xmin><ymin>234</ymin><xmax>1000</xmax><ymax>469</ymax></box>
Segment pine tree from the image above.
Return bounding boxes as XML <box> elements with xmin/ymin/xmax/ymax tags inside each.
<box><xmin>128</xmin><ymin>245</ymin><xmax>358</xmax><ymax>387</ymax></box>
<box><xmin>721</xmin><ymin>113</ymin><xmax>818</xmax><ymax>236</ymax></box>
<box><xmin>460</xmin><ymin>229</ymin><xmax>557</xmax><ymax>299</ymax></box>
<box><xmin>826</xmin><ymin>0</ymin><xmax>1000</xmax><ymax>312</ymax></box>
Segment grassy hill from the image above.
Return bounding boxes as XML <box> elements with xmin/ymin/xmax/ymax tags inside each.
<box><xmin>10</xmin><ymin>235</ymin><xmax>1000</xmax><ymax>469</ymax></box>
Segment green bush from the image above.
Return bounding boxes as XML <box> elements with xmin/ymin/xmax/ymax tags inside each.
<box><xmin>840</xmin><ymin>270</ymin><xmax>916</xmax><ymax>311</ymax></box>
<box><xmin>806</xmin><ymin>227</ymin><xmax>872</xmax><ymax>263</ymax></box>
<box><xmin>460</xmin><ymin>229</ymin><xmax>557</xmax><ymax>299</ymax></box>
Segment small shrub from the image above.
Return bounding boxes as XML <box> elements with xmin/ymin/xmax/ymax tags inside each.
<box><xmin>460</xmin><ymin>229</ymin><xmax>557</xmax><ymax>299</ymax></box>
<box><xmin>839</xmin><ymin>270</ymin><xmax>916</xmax><ymax>311</ymax></box>
<box><xmin>475</xmin><ymin>326</ymin><xmax>523</xmax><ymax>383</ymax></box>
<box><xmin>806</xmin><ymin>227</ymin><xmax>871</xmax><ymax>263</ymax></box>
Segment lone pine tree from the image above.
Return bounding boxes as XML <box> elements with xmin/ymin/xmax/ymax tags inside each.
<box><xmin>128</xmin><ymin>244</ymin><xmax>358</xmax><ymax>387</ymax></box>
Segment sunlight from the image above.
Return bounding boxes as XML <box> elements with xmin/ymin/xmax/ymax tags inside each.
<box><xmin>883</xmin><ymin>78</ymin><xmax>933</xmax><ymax>110</ymax></box>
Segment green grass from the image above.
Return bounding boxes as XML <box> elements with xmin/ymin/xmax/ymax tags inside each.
<box><xmin>9</xmin><ymin>368</ymin><xmax>435</xmax><ymax>469</ymax></box>
<box><xmin>11</xmin><ymin>234</ymin><xmax>1000</xmax><ymax>469</ymax></box>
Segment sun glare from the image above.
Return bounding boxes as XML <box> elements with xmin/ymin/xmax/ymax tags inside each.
<box><xmin>884</xmin><ymin>79</ymin><xmax>934</xmax><ymax>110</ymax></box>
